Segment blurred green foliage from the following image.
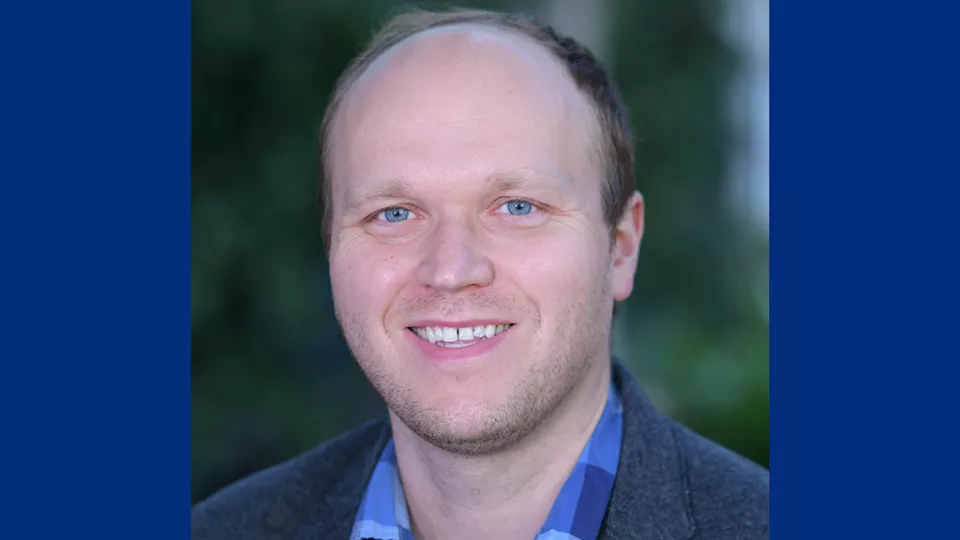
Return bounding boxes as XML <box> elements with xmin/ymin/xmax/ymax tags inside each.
<box><xmin>192</xmin><ymin>0</ymin><xmax>769</xmax><ymax>503</ymax></box>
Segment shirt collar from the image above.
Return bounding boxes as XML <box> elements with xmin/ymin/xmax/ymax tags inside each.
<box><xmin>351</xmin><ymin>380</ymin><xmax>623</xmax><ymax>540</ymax></box>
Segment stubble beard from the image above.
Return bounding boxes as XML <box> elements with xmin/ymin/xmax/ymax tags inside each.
<box><xmin>335</xmin><ymin>278</ymin><xmax>613</xmax><ymax>457</ymax></box>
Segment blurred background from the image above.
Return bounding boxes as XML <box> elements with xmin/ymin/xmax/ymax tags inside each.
<box><xmin>191</xmin><ymin>0</ymin><xmax>769</xmax><ymax>502</ymax></box>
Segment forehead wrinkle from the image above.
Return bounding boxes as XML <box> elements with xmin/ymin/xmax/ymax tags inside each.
<box><xmin>343</xmin><ymin>178</ymin><xmax>417</xmax><ymax>214</ymax></box>
<box><xmin>485</xmin><ymin>167</ymin><xmax>576</xmax><ymax>195</ymax></box>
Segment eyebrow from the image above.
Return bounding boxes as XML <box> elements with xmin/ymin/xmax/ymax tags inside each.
<box><xmin>486</xmin><ymin>173</ymin><xmax>531</xmax><ymax>192</ymax></box>
<box><xmin>342</xmin><ymin>179</ymin><xmax>417</xmax><ymax>215</ymax></box>
<box><xmin>342</xmin><ymin>169</ymin><xmax>569</xmax><ymax>214</ymax></box>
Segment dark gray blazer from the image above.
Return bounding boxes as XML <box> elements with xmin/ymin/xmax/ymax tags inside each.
<box><xmin>192</xmin><ymin>361</ymin><xmax>769</xmax><ymax>539</ymax></box>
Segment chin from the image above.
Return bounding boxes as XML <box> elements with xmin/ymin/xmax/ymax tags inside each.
<box><xmin>393</xmin><ymin>392</ymin><xmax>544</xmax><ymax>455</ymax></box>
<box><xmin>408</xmin><ymin>416</ymin><xmax>530</xmax><ymax>455</ymax></box>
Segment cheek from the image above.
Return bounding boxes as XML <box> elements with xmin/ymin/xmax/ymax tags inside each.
<box><xmin>330</xmin><ymin>247</ymin><xmax>413</xmax><ymax>317</ymax></box>
<box><xmin>504</xmin><ymin>230</ymin><xmax>607</xmax><ymax>308</ymax></box>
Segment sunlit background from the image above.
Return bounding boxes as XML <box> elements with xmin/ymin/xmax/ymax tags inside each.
<box><xmin>191</xmin><ymin>0</ymin><xmax>769</xmax><ymax>502</ymax></box>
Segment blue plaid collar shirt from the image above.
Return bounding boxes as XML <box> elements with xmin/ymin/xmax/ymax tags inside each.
<box><xmin>350</xmin><ymin>380</ymin><xmax>624</xmax><ymax>540</ymax></box>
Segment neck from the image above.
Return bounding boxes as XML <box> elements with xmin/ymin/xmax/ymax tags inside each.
<box><xmin>390</xmin><ymin>358</ymin><xmax>612</xmax><ymax>540</ymax></box>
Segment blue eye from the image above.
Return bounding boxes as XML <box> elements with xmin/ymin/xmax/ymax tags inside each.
<box><xmin>500</xmin><ymin>200</ymin><xmax>534</xmax><ymax>216</ymax></box>
<box><xmin>380</xmin><ymin>207</ymin><xmax>411</xmax><ymax>222</ymax></box>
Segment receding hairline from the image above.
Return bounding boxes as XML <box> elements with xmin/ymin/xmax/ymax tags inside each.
<box><xmin>317</xmin><ymin>9</ymin><xmax>637</xmax><ymax>256</ymax></box>
<box><xmin>350</xmin><ymin>22</ymin><xmax>573</xmax><ymax>88</ymax></box>
<box><xmin>326</xmin><ymin>21</ymin><xmax>602</xmax><ymax>152</ymax></box>
<box><xmin>323</xmin><ymin>21</ymin><xmax>607</xmax><ymax>212</ymax></box>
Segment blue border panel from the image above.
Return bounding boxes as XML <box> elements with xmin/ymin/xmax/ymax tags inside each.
<box><xmin>1</xmin><ymin>1</ymin><xmax>190</xmax><ymax>538</ymax></box>
<box><xmin>774</xmin><ymin>1</ymin><xmax>959</xmax><ymax>538</ymax></box>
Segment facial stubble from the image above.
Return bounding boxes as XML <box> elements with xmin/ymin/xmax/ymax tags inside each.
<box><xmin>334</xmin><ymin>266</ymin><xmax>613</xmax><ymax>457</ymax></box>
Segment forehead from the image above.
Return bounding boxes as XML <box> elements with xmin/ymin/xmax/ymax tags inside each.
<box><xmin>330</xmin><ymin>24</ymin><xmax>601</xmax><ymax>202</ymax></box>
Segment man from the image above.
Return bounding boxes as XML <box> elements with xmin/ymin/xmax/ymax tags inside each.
<box><xmin>192</xmin><ymin>8</ymin><xmax>768</xmax><ymax>540</ymax></box>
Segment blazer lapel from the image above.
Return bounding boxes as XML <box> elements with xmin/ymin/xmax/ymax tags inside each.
<box><xmin>599</xmin><ymin>360</ymin><xmax>694</xmax><ymax>540</ymax></box>
<box><xmin>335</xmin><ymin>360</ymin><xmax>693</xmax><ymax>540</ymax></box>
<box><xmin>316</xmin><ymin>421</ymin><xmax>392</xmax><ymax>540</ymax></box>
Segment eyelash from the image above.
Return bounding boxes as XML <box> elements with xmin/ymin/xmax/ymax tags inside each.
<box><xmin>371</xmin><ymin>206</ymin><xmax>418</xmax><ymax>223</ymax></box>
<box><xmin>493</xmin><ymin>199</ymin><xmax>540</xmax><ymax>216</ymax></box>
<box><xmin>368</xmin><ymin>199</ymin><xmax>542</xmax><ymax>224</ymax></box>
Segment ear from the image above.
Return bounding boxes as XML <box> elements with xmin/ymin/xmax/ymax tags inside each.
<box><xmin>610</xmin><ymin>191</ymin><xmax>645</xmax><ymax>302</ymax></box>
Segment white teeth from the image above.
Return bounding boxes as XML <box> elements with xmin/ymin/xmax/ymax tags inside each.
<box><xmin>442</xmin><ymin>327</ymin><xmax>458</xmax><ymax>343</ymax></box>
<box><xmin>411</xmin><ymin>324</ymin><xmax>513</xmax><ymax>345</ymax></box>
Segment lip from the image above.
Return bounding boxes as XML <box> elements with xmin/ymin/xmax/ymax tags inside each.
<box><xmin>405</xmin><ymin>323</ymin><xmax>514</xmax><ymax>363</ymax></box>
<box><xmin>406</xmin><ymin>319</ymin><xmax>513</xmax><ymax>328</ymax></box>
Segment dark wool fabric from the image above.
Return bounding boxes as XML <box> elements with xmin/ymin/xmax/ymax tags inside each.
<box><xmin>193</xmin><ymin>360</ymin><xmax>769</xmax><ymax>540</ymax></box>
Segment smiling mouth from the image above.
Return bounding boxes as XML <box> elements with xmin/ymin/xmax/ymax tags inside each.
<box><xmin>408</xmin><ymin>324</ymin><xmax>514</xmax><ymax>348</ymax></box>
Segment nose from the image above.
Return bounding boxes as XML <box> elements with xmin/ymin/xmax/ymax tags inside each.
<box><xmin>416</xmin><ymin>219</ymin><xmax>494</xmax><ymax>293</ymax></box>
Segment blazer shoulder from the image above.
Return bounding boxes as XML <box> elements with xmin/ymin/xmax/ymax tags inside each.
<box><xmin>191</xmin><ymin>417</ymin><xmax>390</xmax><ymax>540</ymax></box>
<box><xmin>671</xmin><ymin>422</ymin><xmax>769</xmax><ymax>540</ymax></box>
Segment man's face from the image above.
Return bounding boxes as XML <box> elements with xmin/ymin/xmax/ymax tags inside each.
<box><xmin>327</xmin><ymin>27</ymin><xmax>640</xmax><ymax>454</ymax></box>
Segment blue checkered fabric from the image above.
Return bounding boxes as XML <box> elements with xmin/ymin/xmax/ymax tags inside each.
<box><xmin>350</xmin><ymin>381</ymin><xmax>623</xmax><ymax>540</ymax></box>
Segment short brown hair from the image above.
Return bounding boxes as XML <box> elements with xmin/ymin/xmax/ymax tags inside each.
<box><xmin>317</xmin><ymin>8</ymin><xmax>635</xmax><ymax>253</ymax></box>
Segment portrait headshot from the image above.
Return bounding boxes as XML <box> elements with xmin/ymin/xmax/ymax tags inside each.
<box><xmin>191</xmin><ymin>2</ymin><xmax>769</xmax><ymax>539</ymax></box>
